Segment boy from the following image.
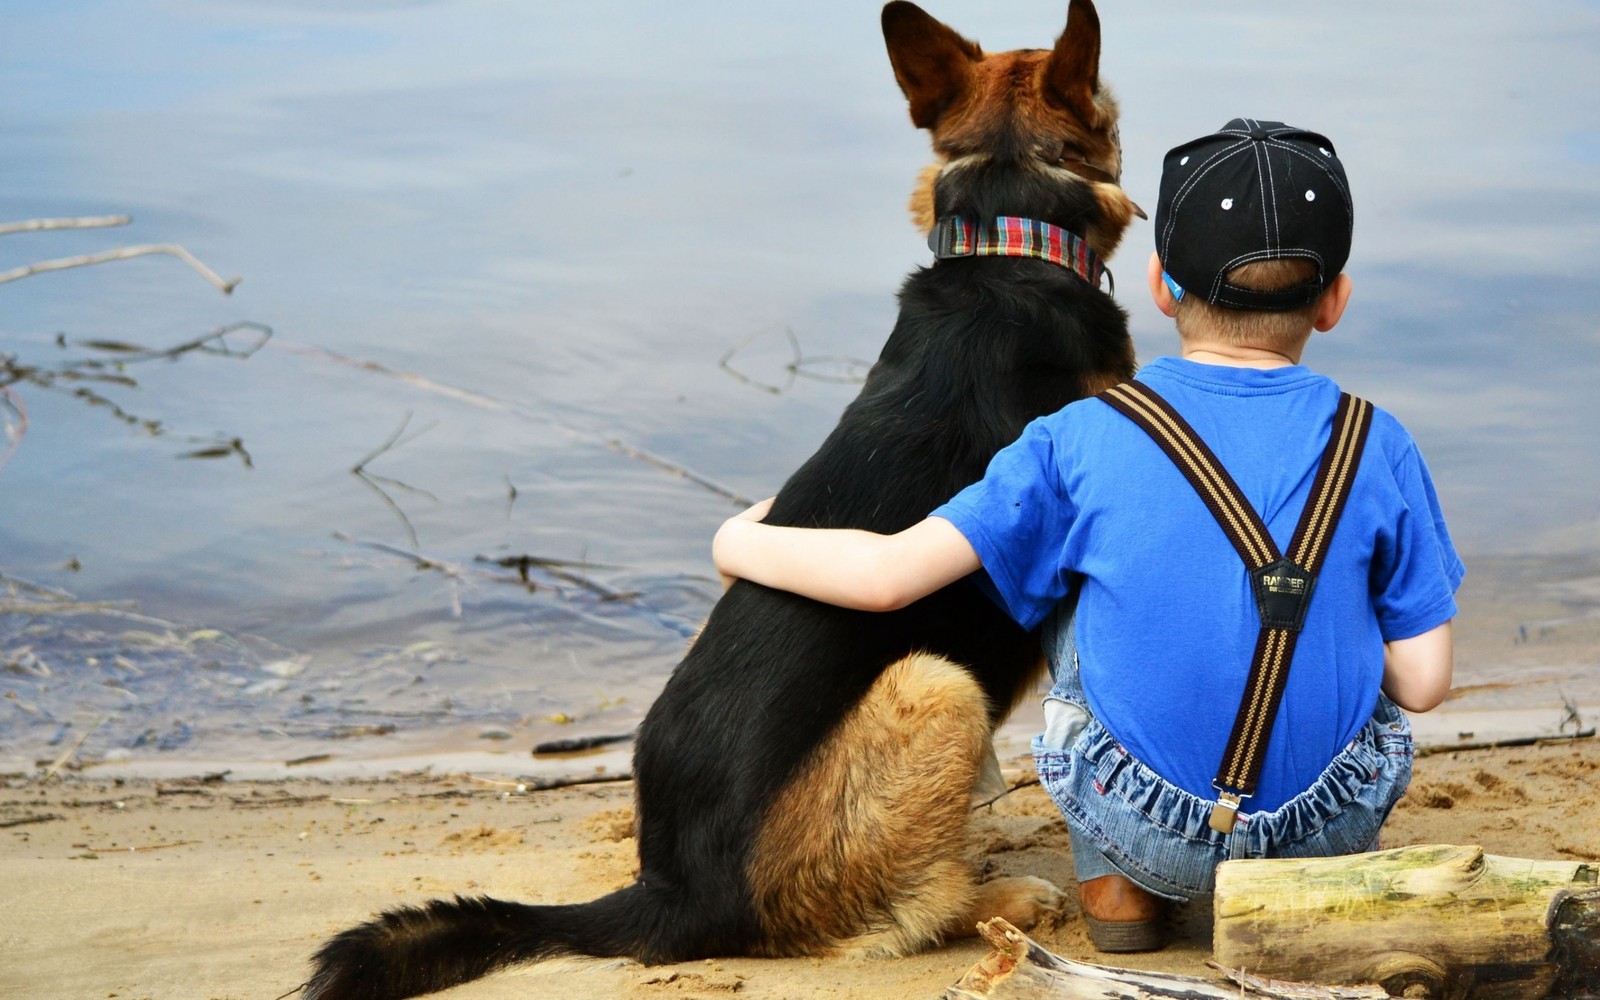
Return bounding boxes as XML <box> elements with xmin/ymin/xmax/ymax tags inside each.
<box><xmin>713</xmin><ymin>119</ymin><xmax>1463</xmax><ymax>952</ymax></box>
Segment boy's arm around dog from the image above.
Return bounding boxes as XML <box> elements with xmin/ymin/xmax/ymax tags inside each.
<box><xmin>714</xmin><ymin>499</ymin><xmax>981</xmax><ymax>613</ymax></box>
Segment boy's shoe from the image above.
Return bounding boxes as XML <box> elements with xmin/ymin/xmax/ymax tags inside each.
<box><xmin>1079</xmin><ymin>873</ymin><xmax>1168</xmax><ymax>952</ymax></box>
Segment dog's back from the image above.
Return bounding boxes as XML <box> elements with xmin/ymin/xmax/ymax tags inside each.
<box><xmin>304</xmin><ymin>4</ymin><xmax>1138</xmax><ymax>997</ymax></box>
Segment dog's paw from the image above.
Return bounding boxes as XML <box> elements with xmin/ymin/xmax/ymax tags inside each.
<box><xmin>971</xmin><ymin>875</ymin><xmax>1066</xmax><ymax>929</ymax></box>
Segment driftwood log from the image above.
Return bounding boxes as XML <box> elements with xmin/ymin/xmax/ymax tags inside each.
<box><xmin>1215</xmin><ymin>845</ymin><xmax>1600</xmax><ymax>1000</ymax></box>
<box><xmin>943</xmin><ymin>918</ymin><xmax>1390</xmax><ymax>1000</ymax></box>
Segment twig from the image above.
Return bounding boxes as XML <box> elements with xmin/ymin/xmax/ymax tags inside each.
<box><xmin>1559</xmin><ymin>690</ymin><xmax>1584</xmax><ymax>734</ymax></box>
<box><xmin>176</xmin><ymin>436</ymin><xmax>253</xmax><ymax>468</ymax></box>
<box><xmin>476</xmin><ymin>553</ymin><xmax>630</xmax><ymax>600</ymax></box>
<box><xmin>0</xmin><ymin>214</ymin><xmax>130</xmax><ymax>236</ymax></box>
<box><xmin>82</xmin><ymin>840</ymin><xmax>199</xmax><ymax>853</ymax></box>
<box><xmin>1416</xmin><ymin>728</ymin><xmax>1596</xmax><ymax>756</ymax></box>
<box><xmin>970</xmin><ymin>777</ymin><xmax>1040</xmax><ymax>812</ymax></box>
<box><xmin>532</xmin><ymin>730</ymin><xmax>637</xmax><ymax>755</ymax></box>
<box><xmin>0</xmin><ymin>243</ymin><xmax>239</xmax><ymax>293</ymax></box>
<box><xmin>352</xmin><ymin>411</ymin><xmax>436</xmax><ymax>474</ymax></box>
<box><xmin>333</xmin><ymin>532</ymin><xmax>463</xmax><ymax>579</ymax></box>
<box><xmin>518</xmin><ymin>771</ymin><xmax>633</xmax><ymax>791</ymax></box>
<box><xmin>2</xmin><ymin>324</ymin><xmax>270</xmax><ymax>461</ymax></box>
<box><xmin>719</xmin><ymin>324</ymin><xmax>802</xmax><ymax>395</ymax></box>
<box><xmin>465</xmin><ymin>774</ymin><xmax>524</xmax><ymax>788</ymax></box>
<box><xmin>793</xmin><ymin>353</ymin><xmax>873</xmax><ymax>384</ymax></box>
<box><xmin>275</xmin><ymin>339</ymin><xmax>754</xmax><ymax>506</ymax></box>
<box><xmin>1205</xmin><ymin>962</ymin><xmax>1390</xmax><ymax>1000</ymax></box>
<box><xmin>351</xmin><ymin>473</ymin><xmax>425</xmax><ymax>551</ymax></box>
<box><xmin>719</xmin><ymin>324</ymin><xmax>872</xmax><ymax>393</ymax></box>
<box><xmin>62</xmin><ymin>321</ymin><xmax>271</xmax><ymax>366</ymax></box>
<box><xmin>350</xmin><ymin>412</ymin><xmax>439</xmax><ymax>549</ymax></box>
<box><xmin>0</xmin><ymin>813</ymin><xmax>62</xmax><ymax>829</ymax></box>
<box><xmin>0</xmin><ymin>384</ymin><xmax>26</xmax><ymax>473</ymax></box>
<box><xmin>0</xmin><ymin>571</ymin><xmax>78</xmax><ymax>601</ymax></box>
<box><xmin>228</xmin><ymin>793</ymin><xmax>331</xmax><ymax>809</ymax></box>
<box><xmin>37</xmin><ymin>714</ymin><xmax>109</xmax><ymax>783</ymax></box>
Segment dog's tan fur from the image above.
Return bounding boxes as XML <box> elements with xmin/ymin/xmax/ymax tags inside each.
<box><xmin>747</xmin><ymin>652</ymin><xmax>1060</xmax><ymax>957</ymax></box>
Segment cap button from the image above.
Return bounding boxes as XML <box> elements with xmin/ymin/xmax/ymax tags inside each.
<box><xmin>1248</xmin><ymin>124</ymin><xmax>1271</xmax><ymax>142</ymax></box>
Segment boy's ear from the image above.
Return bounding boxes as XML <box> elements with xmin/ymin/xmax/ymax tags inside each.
<box><xmin>1312</xmin><ymin>274</ymin><xmax>1353</xmax><ymax>332</ymax></box>
<box><xmin>1147</xmin><ymin>252</ymin><xmax>1179</xmax><ymax>317</ymax></box>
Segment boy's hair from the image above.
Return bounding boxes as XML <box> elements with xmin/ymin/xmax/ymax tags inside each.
<box><xmin>1173</xmin><ymin>258</ymin><xmax>1320</xmax><ymax>349</ymax></box>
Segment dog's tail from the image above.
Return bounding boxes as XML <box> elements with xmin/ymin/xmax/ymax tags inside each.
<box><xmin>302</xmin><ymin>884</ymin><xmax>664</xmax><ymax>1000</ymax></box>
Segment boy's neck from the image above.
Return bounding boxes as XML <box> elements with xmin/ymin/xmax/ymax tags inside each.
<box><xmin>1179</xmin><ymin>340</ymin><xmax>1304</xmax><ymax>369</ymax></box>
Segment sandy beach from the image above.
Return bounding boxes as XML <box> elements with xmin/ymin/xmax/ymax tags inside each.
<box><xmin>3</xmin><ymin>732</ymin><xmax>1596</xmax><ymax>1000</ymax></box>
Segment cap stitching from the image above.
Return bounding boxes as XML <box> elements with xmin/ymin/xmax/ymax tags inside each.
<box><xmin>1160</xmin><ymin>140</ymin><xmax>1249</xmax><ymax>263</ymax></box>
<box><xmin>1259</xmin><ymin>138</ymin><xmax>1278</xmax><ymax>252</ymax></box>
<box><xmin>1267</xmin><ymin>140</ymin><xmax>1353</xmax><ymax>209</ymax></box>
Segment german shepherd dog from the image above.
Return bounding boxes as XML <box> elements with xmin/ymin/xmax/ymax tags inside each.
<box><xmin>304</xmin><ymin>3</ymin><xmax>1139</xmax><ymax>997</ymax></box>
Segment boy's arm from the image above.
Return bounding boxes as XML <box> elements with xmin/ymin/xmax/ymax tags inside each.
<box><xmin>712</xmin><ymin>499</ymin><xmax>982</xmax><ymax>612</ymax></box>
<box><xmin>1381</xmin><ymin>620</ymin><xmax>1453</xmax><ymax>712</ymax></box>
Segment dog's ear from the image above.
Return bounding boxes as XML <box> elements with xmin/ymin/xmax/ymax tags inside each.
<box><xmin>882</xmin><ymin>2</ymin><xmax>982</xmax><ymax>130</ymax></box>
<box><xmin>1043</xmin><ymin>0</ymin><xmax>1102</xmax><ymax>124</ymax></box>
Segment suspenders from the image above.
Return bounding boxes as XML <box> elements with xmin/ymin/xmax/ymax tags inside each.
<box><xmin>1099</xmin><ymin>380</ymin><xmax>1374</xmax><ymax>834</ymax></box>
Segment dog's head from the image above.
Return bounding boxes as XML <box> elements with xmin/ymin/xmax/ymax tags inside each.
<box><xmin>882</xmin><ymin>0</ymin><xmax>1141</xmax><ymax>260</ymax></box>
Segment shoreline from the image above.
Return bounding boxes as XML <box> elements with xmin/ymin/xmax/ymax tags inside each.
<box><xmin>3</xmin><ymin>694</ymin><xmax>1586</xmax><ymax>785</ymax></box>
<box><xmin>4</xmin><ymin>737</ymin><xmax>1597</xmax><ymax>1000</ymax></box>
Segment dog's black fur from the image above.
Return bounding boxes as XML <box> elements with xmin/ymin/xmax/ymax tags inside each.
<box><xmin>303</xmin><ymin>4</ymin><xmax>1136</xmax><ymax>997</ymax></box>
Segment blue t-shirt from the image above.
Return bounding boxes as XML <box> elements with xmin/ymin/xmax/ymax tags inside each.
<box><xmin>933</xmin><ymin>357</ymin><xmax>1464</xmax><ymax>812</ymax></box>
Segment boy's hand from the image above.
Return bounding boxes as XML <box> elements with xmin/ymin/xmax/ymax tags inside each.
<box><xmin>717</xmin><ymin>497</ymin><xmax>776</xmax><ymax>590</ymax></box>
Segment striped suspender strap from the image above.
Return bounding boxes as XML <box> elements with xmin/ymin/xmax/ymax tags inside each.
<box><xmin>1099</xmin><ymin>380</ymin><xmax>1374</xmax><ymax>834</ymax></box>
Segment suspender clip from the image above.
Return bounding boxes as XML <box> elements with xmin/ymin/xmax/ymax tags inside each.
<box><xmin>1208</xmin><ymin>791</ymin><xmax>1246</xmax><ymax>834</ymax></box>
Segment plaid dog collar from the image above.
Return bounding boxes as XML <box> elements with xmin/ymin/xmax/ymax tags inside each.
<box><xmin>928</xmin><ymin>215</ymin><xmax>1107</xmax><ymax>291</ymax></box>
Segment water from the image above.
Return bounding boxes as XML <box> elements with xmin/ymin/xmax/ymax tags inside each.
<box><xmin>2</xmin><ymin>1</ymin><xmax>1598</xmax><ymax>777</ymax></box>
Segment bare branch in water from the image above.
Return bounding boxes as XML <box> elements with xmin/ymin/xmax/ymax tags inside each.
<box><xmin>719</xmin><ymin>323</ymin><xmax>871</xmax><ymax>394</ymax></box>
<box><xmin>350</xmin><ymin>412</ymin><xmax>440</xmax><ymax>550</ymax></box>
<box><xmin>351</xmin><ymin>410</ymin><xmax>435</xmax><ymax>474</ymax></box>
<box><xmin>0</xmin><ymin>214</ymin><xmax>131</xmax><ymax>236</ymax></box>
<box><xmin>0</xmin><ymin>212</ymin><xmax>241</xmax><ymax>295</ymax></box>
<box><xmin>474</xmin><ymin>553</ymin><xmax>634</xmax><ymax>601</ymax></box>
<box><xmin>37</xmin><ymin>714</ymin><xmax>110</xmax><ymax>784</ymax></box>
<box><xmin>176</xmin><ymin>436</ymin><xmax>253</xmax><ymax>468</ymax></box>
<box><xmin>277</xmin><ymin>339</ymin><xmax>756</xmax><ymax>508</ymax></box>
<box><xmin>0</xmin><ymin>385</ymin><xmax>26</xmax><ymax>474</ymax></box>
<box><xmin>333</xmin><ymin>532</ymin><xmax>463</xmax><ymax>579</ymax></box>
<box><xmin>0</xmin><ymin>243</ymin><xmax>240</xmax><ymax>294</ymax></box>
<box><xmin>1</xmin><ymin>323</ymin><xmax>271</xmax><ymax>455</ymax></box>
<box><xmin>65</xmin><ymin>321</ymin><xmax>272</xmax><ymax>365</ymax></box>
<box><xmin>720</xmin><ymin>324</ymin><xmax>802</xmax><ymax>395</ymax></box>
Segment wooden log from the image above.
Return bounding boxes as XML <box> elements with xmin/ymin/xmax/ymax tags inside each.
<box><xmin>943</xmin><ymin>918</ymin><xmax>1389</xmax><ymax>1000</ymax></box>
<box><xmin>1214</xmin><ymin>844</ymin><xmax>1600</xmax><ymax>1000</ymax></box>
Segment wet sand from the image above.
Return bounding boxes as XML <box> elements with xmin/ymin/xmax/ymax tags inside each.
<box><xmin>3</xmin><ymin>735</ymin><xmax>1596</xmax><ymax>1000</ymax></box>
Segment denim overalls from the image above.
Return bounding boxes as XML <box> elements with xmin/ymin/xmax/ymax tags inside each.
<box><xmin>1029</xmin><ymin>599</ymin><xmax>1415</xmax><ymax>901</ymax></box>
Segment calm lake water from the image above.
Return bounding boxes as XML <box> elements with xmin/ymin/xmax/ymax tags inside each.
<box><xmin>2</xmin><ymin>1</ymin><xmax>1598</xmax><ymax>777</ymax></box>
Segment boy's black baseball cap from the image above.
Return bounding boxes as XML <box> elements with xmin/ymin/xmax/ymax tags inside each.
<box><xmin>1155</xmin><ymin>118</ymin><xmax>1352</xmax><ymax>311</ymax></box>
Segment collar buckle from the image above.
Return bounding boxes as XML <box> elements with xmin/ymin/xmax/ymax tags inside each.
<box><xmin>928</xmin><ymin>216</ymin><xmax>973</xmax><ymax>259</ymax></box>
